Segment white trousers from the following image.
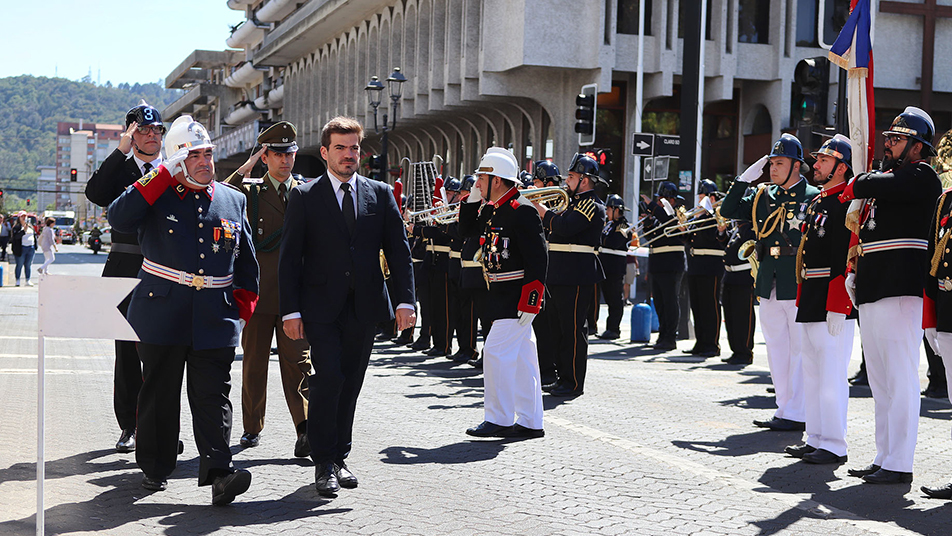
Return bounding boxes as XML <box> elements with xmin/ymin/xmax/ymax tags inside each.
<box><xmin>483</xmin><ymin>318</ymin><xmax>544</xmax><ymax>430</ymax></box>
<box><xmin>859</xmin><ymin>296</ymin><xmax>922</xmax><ymax>473</ymax></box>
<box><xmin>934</xmin><ymin>333</ymin><xmax>952</xmax><ymax>449</ymax></box>
<box><xmin>38</xmin><ymin>247</ymin><xmax>54</xmax><ymax>274</ymax></box>
<box><xmin>801</xmin><ymin>320</ymin><xmax>855</xmax><ymax>456</ymax></box>
<box><xmin>759</xmin><ymin>287</ymin><xmax>805</xmax><ymax>422</ymax></box>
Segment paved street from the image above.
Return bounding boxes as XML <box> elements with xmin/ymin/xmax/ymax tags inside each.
<box><xmin>2</xmin><ymin>244</ymin><xmax>952</xmax><ymax>535</ymax></box>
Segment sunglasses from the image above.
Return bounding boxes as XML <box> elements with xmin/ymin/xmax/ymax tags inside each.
<box><xmin>883</xmin><ymin>134</ymin><xmax>906</xmax><ymax>147</ymax></box>
<box><xmin>136</xmin><ymin>125</ymin><xmax>166</xmax><ymax>136</ymax></box>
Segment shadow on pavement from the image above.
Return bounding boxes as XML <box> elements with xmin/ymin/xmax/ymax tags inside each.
<box><xmin>672</xmin><ymin>429</ymin><xmax>796</xmax><ymax>458</ymax></box>
<box><xmin>379</xmin><ymin>440</ymin><xmax>508</xmax><ymax>465</ymax></box>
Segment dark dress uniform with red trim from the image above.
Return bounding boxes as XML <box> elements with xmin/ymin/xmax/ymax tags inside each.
<box><xmin>108</xmin><ymin>164</ymin><xmax>259</xmax><ymax>488</ymax></box>
<box><xmin>459</xmin><ymin>186</ymin><xmax>547</xmax><ymax>430</ymax></box>
<box><xmin>794</xmin><ymin>180</ymin><xmax>856</xmax><ymax>459</ymax></box>
<box><xmin>644</xmin><ymin>196</ymin><xmax>686</xmax><ymax>350</ymax></box>
<box><xmin>457</xmin><ymin>232</ymin><xmax>488</xmax><ymax>363</ymax></box>
<box><xmin>410</xmin><ymin>224</ymin><xmax>432</xmax><ymax>348</ymax></box>
<box><xmin>680</xmin><ymin>208</ymin><xmax>725</xmax><ymax>356</ymax></box>
<box><xmin>541</xmin><ymin>189</ymin><xmax>605</xmax><ymax>396</ymax></box>
<box><xmin>718</xmin><ymin>221</ymin><xmax>756</xmax><ymax>364</ymax></box>
<box><xmin>421</xmin><ymin>223</ymin><xmax>453</xmax><ymax>356</ymax></box>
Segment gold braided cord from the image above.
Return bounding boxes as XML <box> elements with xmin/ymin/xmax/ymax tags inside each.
<box><xmin>750</xmin><ymin>184</ymin><xmax>786</xmax><ymax>240</ymax></box>
<box><xmin>930</xmin><ymin>192</ymin><xmax>950</xmax><ymax>277</ymax></box>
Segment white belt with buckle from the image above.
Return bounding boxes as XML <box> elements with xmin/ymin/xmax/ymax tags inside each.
<box><xmin>461</xmin><ymin>260</ymin><xmax>482</xmax><ymax>268</ymax></box>
<box><xmin>142</xmin><ymin>258</ymin><xmax>232</xmax><ymax>290</ymax></box>
<box><xmin>549</xmin><ymin>243</ymin><xmax>597</xmax><ymax>254</ymax></box>
<box><xmin>690</xmin><ymin>248</ymin><xmax>725</xmax><ymax>257</ymax></box>
<box><xmin>449</xmin><ymin>251</ymin><xmax>462</xmax><ymax>259</ymax></box>
<box><xmin>725</xmin><ymin>263</ymin><xmax>751</xmax><ymax>272</ymax></box>
<box><xmin>599</xmin><ymin>247</ymin><xmax>628</xmax><ymax>257</ymax></box>
<box><xmin>649</xmin><ymin>245</ymin><xmax>684</xmax><ymax>254</ymax></box>
<box><xmin>802</xmin><ymin>267</ymin><xmax>831</xmax><ymax>279</ymax></box>
<box><xmin>427</xmin><ymin>245</ymin><xmax>452</xmax><ymax>253</ymax></box>
<box><xmin>486</xmin><ymin>270</ymin><xmax>525</xmax><ymax>282</ymax></box>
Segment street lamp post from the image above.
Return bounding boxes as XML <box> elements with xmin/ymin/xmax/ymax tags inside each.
<box><xmin>365</xmin><ymin>67</ymin><xmax>408</xmax><ymax>182</ymax></box>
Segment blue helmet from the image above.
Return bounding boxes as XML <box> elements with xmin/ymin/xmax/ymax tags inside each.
<box><xmin>519</xmin><ymin>171</ymin><xmax>533</xmax><ymax>188</ymax></box>
<box><xmin>658</xmin><ymin>181</ymin><xmax>681</xmax><ymax>199</ymax></box>
<box><xmin>698</xmin><ymin>179</ymin><xmax>719</xmax><ymax>195</ymax></box>
<box><xmin>811</xmin><ymin>134</ymin><xmax>853</xmax><ymax>171</ymax></box>
<box><xmin>606</xmin><ymin>194</ymin><xmax>628</xmax><ymax>210</ymax></box>
<box><xmin>884</xmin><ymin>106</ymin><xmax>936</xmax><ymax>157</ymax></box>
<box><xmin>460</xmin><ymin>175</ymin><xmax>476</xmax><ymax>192</ymax></box>
<box><xmin>769</xmin><ymin>133</ymin><xmax>804</xmax><ymax>163</ymax></box>
<box><xmin>444</xmin><ymin>177</ymin><xmax>462</xmax><ymax>192</ymax></box>
<box><xmin>568</xmin><ymin>153</ymin><xmax>599</xmax><ymax>177</ymax></box>
<box><xmin>533</xmin><ymin>160</ymin><xmax>561</xmax><ymax>184</ymax></box>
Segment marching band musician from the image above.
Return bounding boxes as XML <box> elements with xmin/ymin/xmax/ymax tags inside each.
<box><xmin>536</xmin><ymin>153</ymin><xmax>606</xmax><ymax>398</ymax></box>
<box><xmin>459</xmin><ymin>148</ymin><xmax>547</xmax><ymax>438</ymax></box>
<box><xmin>441</xmin><ymin>178</ymin><xmax>469</xmax><ymax>362</ymax></box>
<box><xmin>783</xmin><ymin>134</ymin><xmax>856</xmax><ymax>465</ymax></box>
<box><xmin>841</xmin><ymin>107</ymin><xmax>941</xmax><ymax>484</ymax></box>
<box><xmin>597</xmin><ymin>194</ymin><xmax>632</xmax><ymax>340</ymax></box>
<box><xmin>720</xmin><ymin>133</ymin><xmax>818</xmax><ymax>432</ymax></box>
<box><xmin>533</xmin><ymin>160</ymin><xmax>561</xmax><ymax>189</ymax></box>
<box><xmin>679</xmin><ymin>179</ymin><xmax>726</xmax><ymax>358</ymax></box>
<box><xmin>718</xmin><ymin>218</ymin><xmax>757</xmax><ymax>365</ymax></box>
<box><xmin>108</xmin><ymin>115</ymin><xmax>259</xmax><ymax>504</ymax></box>
<box><xmin>640</xmin><ymin>181</ymin><xmax>686</xmax><ymax>351</ymax></box>
<box><xmin>420</xmin><ymin>193</ymin><xmax>455</xmax><ymax>358</ymax></box>
<box><xmin>531</xmin><ymin>160</ymin><xmax>561</xmax><ymax>384</ymax></box>
<box><xmin>456</xmin><ymin>176</ymin><xmax>488</xmax><ymax>367</ymax></box>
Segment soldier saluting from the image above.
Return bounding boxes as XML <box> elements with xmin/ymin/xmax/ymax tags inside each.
<box><xmin>720</xmin><ymin>133</ymin><xmax>819</xmax><ymax>432</ymax></box>
<box><xmin>224</xmin><ymin>122</ymin><xmax>312</xmax><ymax>458</ymax></box>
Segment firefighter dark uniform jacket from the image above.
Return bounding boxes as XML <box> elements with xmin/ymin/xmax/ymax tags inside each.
<box><xmin>445</xmin><ymin>221</ymin><xmax>463</xmax><ymax>282</ymax></box>
<box><xmin>720</xmin><ymin>177</ymin><xmax>819</xmax><ymax>300</ymax></box>
<box><xmin>599</xmin><ymin>218</ymin><xmax>631</xmax><ymax>277</ymax></box>
<box><xmin>459</xmin><ymin>187</ymin><xmax>547</xmax><ymax>322</ymax></box>
<box><xmin>542</xmin><ymin>189</ymin><xmax>606</xmax><ymax>286</ymax></box>
<box><xmin>794</xmin><ymin>181</ymin><xmax>855</xmax><ymax>323</ymax></box>
<box><xmin>719</xmin><ymin>221</ymin><xmax>755</xmax><ymax>287</ymax></box>
<box><xmin>108</xmin><ymin>165</ymin><xmax>259</xmax><ymax>350</ymax></box>
<box><xmin>644</xmin><ymin>199</ymin><xmax>685</xmax><ymax>273</ymax></box>
<box><xmin>840</xmin><ymin>161</ymin><xmax>941</xmax><ymax>305</ymax></box>
<box><xmin>680</xmin><ymin>211</ymin><xmax>725</xmax><ymax>276</ymax></box>
<box><xmin>421</xmin><ymin>223</ymin><xmax>452</xmax><ymax>272</ymax></box>
<box><xmin>921</xmin><ymin>190</ymin><xmax>952</xmax><ymax>332</ymax></box>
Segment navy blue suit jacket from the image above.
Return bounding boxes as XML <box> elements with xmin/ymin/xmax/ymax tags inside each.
<box><xmin>279</xmin><ymin>173</ymin><xmax>414</xmax><ymax>324</ymax></box>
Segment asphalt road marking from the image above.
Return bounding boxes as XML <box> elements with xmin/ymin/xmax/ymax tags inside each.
<box><xmin>546</xmin><ymin>415</ymin><xmax>917</xmax><ymax>536</ymax></box>
<box><xmin>0</xmin><ymin>369</ymin><xmax>110</xmax><ymax>375</ymax></box>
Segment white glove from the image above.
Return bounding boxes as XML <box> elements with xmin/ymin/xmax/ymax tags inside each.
<box><xmin>163</xmin><ymin>148</ymin><xmax>190</xmax><ymax>177</ymax></box>
<box><xmin>737</xmin><ymin>155</ymin><xmax>769</xmax><ymax>183</ymax></box>
<box><xmin>827</xmin><ymin>312</ymin><xmax>846</xmax><ymax>337</ymax></box>
<box><xmin>844</xmin><ymin>273</ymin><xmax>857</xmax><ymax>307</ymax></box>
<box><xmin>466</xmin><ymin>185</ymin><xmax>483</xmax><ymax>204</ymax></box>
<box><xmin>517</xmin><ymin>310</ymin><xmax>537</xmax><ymax>326</ymax></box>
<box><xmin>926</xmin><ymin>327</ymin><xmax>939</xmax><ymax>355</ymax></box>
<box><xmin>239</xmin><ymin>318</ymin><xmax>247</xmax><ymax>331</ymax></box>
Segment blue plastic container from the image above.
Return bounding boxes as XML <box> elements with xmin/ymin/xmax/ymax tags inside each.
<box><xmin>630</xmin><ymin>302</ymin><xmax>652</xmax><ymax>342</ymax></box>
<box><xmin>649</xmin><ymin>298</ymin><xmax>660</xmax><ymax>332</ymax></box>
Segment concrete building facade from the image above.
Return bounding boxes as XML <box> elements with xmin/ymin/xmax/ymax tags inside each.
<box><xmin>55</xmin><ymin>122</ymin><xmax>121</xmax><ymax>221</ymax></box>
<box><xmin>162</xmin><ymin>0</ymin><xmax>952</xmax><ymax>209</ymax></box>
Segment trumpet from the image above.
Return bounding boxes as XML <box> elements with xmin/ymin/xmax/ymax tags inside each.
<box><xmin>412</xmin><ymin>186</ymin><xmax>570</xmax><ymax>224</ymax></box>
<box><xmin>663</xmin><ymin>206</ymin><xmax>731</xmax><ymax>237</ymax></box>
<box><xmin>408</xmin><ymin>203</ymin><xmax>458</xmax><ymax>224</ymax></box>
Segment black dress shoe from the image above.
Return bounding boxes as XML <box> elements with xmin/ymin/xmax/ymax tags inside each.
<box><xmin>723</xmin><ymin>354</ymin><xmax>753</xmax><ymax>365</ymax></box>
<box><xmin>315</xmin><ymin>462</ymin><xmax>340</xmax><ymax>496</ymax></box>
<box><xmin>141</xmin><ymin>474</ymin><xmax>167</xmax><ymax>491</ymax></box>
<box><xmin>410</xmin><ymin>338</ymin><xmax>431</xmax><ymax>351</ymax></box>
<box><xmin>116</xmin><ymin>429</ymin><xmax>136</xmax><ymax>453</ymax></box>
<box><xmin>239</xmin><ymin>432</ymin><xmax>259</xmax><ymax>448</ymax></box>
<box><xmin>335</xmin><ymin>463</ymin><xmax>358</xmax><ymax>489</ymax></box>
<box><xmin>212</xmin><ymin>469</ymin><xmax>252</xmax><ymax>505</ymax></box>
<box><xmin>752</xmin><ymin>417</ymin><xmax>805</xmax><ymax>431</ymax></box>
<box><xmin>393</xmin><ymin>333</ymin><xmax>413</xmax><ymax>345</ymax></box>
<box><xmin>849</xmin><ymin>371</ymin><xmax>868</xmax><ymax>386</ymax></box>
<box><xmin>653</xmin><ymin>340</ymin><xmax>677</xmax><ymax>351</ymax></box>
<box><xmin>923</xmin><ymin>385</ymin><xmax>949</xmax><ymax>399</ymax></box>
<box><xmin>863</xmin><ymin>468</ymin><xmax>913</xmax><ymax>484</ymax></box>
<box><xmin>784</xmin><ymin>444</ymin><xmax>816</xmax><ymax>458</ymax></box>
<box><xmin>542</xmin><ymin>381</ymin><xmax>561</xmax><ymax>393</ymax></box>
<box><xmin>468</xmin><ymin>356</ymin><xmax>483</xmax><ymax>369</ymax></box>
<box><xmin>465</xmin><ymin>421</ymin><xmax>514</xmax><ymax>437</ymax></box>
<box><xmin>847</xmin><ymin>464</ymin><xmax>881</xmax><ymax>478</ymax></box>
<box><xmin>503</xmin><ymin>424</ymin><xmax>545</xmax><ymax>439</ymax></box>
<box><xmin>294</xmin><ymin>433</ymin><xmax>311</xmax><ymax>458</ymax></box>
<box><xmin>802</xmin><ymin>448</ymin><xmax>848</xmax><ymax>465</ymax></box>
<box><xmin>698</xmin><ymin>349</ymin><xmax>720</xmax><ymax>358</ymax></box>
<box><xmin>682</xmin><ymin>346</ymin><xmax>701</xmax><ymax>355</ymax></box>
<box><xmin>921</xmin><ymin>482</ymin><xmax>952</xmax><ymax>499</ymax></box>
<box><xmin>598</xmin><ymin>331</ymin><xmax>620</xmax><ymax>340</ymax></box>
<box><xmin>548</xmin><ymin>385</ymin><xmax>583</xmax><ymax>397</ymax></box>
<box><xmin>425</xmin><ymin>347</ymin><xmax>448</xmax><ymax>357</ymax></box>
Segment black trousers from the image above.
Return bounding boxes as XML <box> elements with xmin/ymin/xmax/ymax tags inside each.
<box><xmin>103</xmin><ymin>251</ymin><xmax>143</xmax><ymax>432</ymax></box>
<box><xmin>599</xmin><ymin>274</ymin><xmax>625</xmax><ymax>334</ymax></box>
<box><xmin>687</xmin><ymin>273</ymin><xmax>722</xmax><ymax>352</ymax></box>
<box><xmin>414</xmin><ymin>262</ymin><xmax>431</xmax><ymax>343</ymax></box>
<box><xmin>721</xmin><ymin>282</ymin><xmax>755</xmax><ymax>358</ymax></box>
<box><xmin>304</xmin><ymin>294</ymin><xmax>376</xmax><ymax>465</ymax></box>
<box><xmin>547</xmin><ymin>284</ymin><xmax>597</xmax><ymax>391</ymax></box>
<box><xmin>925</xmin><ymin>334</ymin><xmax>947</xmax><ymax>389</ymax></box>
<box><xmin>534</xmin><ymin>295</ymin><xmax>557</xmax><ymax>382</ymax></box>
<box><xmin>136</xmin><ymin>343</ymin><xmax>235</xmax><ymax>485</ymax></box>
<box><xmin>428</xmin><ymin>269</ymin><xmax>451</xmax><ymax>353</ymax></box>
<box><xmin>651</xmin><ymin>271</ymin><xmax>683</xmax><ymax>344</ymax></box>
<box><xmin>457</xmin><ymin>285</ymin><xmax>486</xmax><ymax>359</ymax></box>
<box><xmin>0</xmin><ymin>236</ymin><xmax>8</xmax><ymax>260</ymax></box>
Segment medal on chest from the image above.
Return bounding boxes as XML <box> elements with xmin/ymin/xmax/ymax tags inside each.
<box><xmin>864</xmin><ymin>202</ymin><xmax>877</xmax><ymax>231</ymax></box>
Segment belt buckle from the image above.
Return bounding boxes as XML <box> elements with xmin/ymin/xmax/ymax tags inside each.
<box><xmin>770</xmin><ymin>246</ymin><xmax>781</xmax><ymax>258</ymax></box>
<box><xmin>191</xmin><ymin>275</ymin><xmax>206</xmax><ymax>290</ymax></box>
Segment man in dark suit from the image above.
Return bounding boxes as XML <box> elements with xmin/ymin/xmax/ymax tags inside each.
<box><xmin>85</xmin><ymin>102</ymin><xmax>164</xmax><ymax>453</ymax></box>
<box><xmin>280</xmin><ymin>116</ymin><xmax>415</xmax><ymax>497</ymax></box>
<box><xmin>225</xmin><ymin>122</ymin><xmax>312</xmax><ymax>457</ymax></box>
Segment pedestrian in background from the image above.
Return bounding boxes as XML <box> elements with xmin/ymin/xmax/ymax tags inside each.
<box><xmin>37</xmin><ymin>217</ymin><xmax>58</xmax><ymax>275</ymax></box>
<box><xmin>0</xmin><ymin>215</ymin><xmax>11</xmax><ymax>261</ymax></box>
<box><xmin>12</xmin><ymin>212</ymin><xmax>35</xmax><ymax>287</ymax></box>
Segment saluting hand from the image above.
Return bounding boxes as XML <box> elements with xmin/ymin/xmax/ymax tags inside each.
<box><xmin>118</xmin><ymin>122</ymin><xmax>138</xmax><ymax>155</ymax></box>
<box><xmin>237</xmin><ymin>145</ymin><xmax>268</xmax><ymax>177</ymax></box>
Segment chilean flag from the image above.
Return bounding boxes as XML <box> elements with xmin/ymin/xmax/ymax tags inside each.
<box><xmin>828</xmin><ymin>0</ymin><xmax>875</xmax><ymax>175</ymax></box>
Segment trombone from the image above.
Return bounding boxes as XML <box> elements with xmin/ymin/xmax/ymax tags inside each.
<box><xmin>663</xmin><ymin>206</ymin><xmax>731</xmax><ymax>237</ymax></box>
<box><xmin>410</xmin><ymin>186</ymin><xmax>570</xmax><ymax>224</ymax></box>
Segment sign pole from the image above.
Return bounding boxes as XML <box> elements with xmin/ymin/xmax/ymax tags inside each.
<box><xmin>36</xmin><ymin>310</ymin><xmax>45</xmax><ymax>536</ymax></box>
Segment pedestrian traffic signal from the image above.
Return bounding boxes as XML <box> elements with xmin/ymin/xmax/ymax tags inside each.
<box><xmin>792</xmin><ymin>57</ymin><xmax>830</xmax><ymax>125</ymax></box>
<box><xmin>70</xmin><ymin>168</ymin><xmax>78</xmax><ymax>182</ymax></box>
<box><xmin>575</xmin><ymin>83</ymin><xmax>597</xmax><ymax>146</ymax></box>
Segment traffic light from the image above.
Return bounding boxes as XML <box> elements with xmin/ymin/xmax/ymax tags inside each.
<box><xmin>70</xmin><ymin>168</ymin><xmax>78</xmax><ymax>182</ymax></box>
<box><xmin>370</xmin><ymin>155</ymin><xmax>386</xmax><ymax>181</ymax></box>
<box><xmin>575</xmin><ymin>83</ymin><xmax>597</xmax><ymax>146</ymax></box>
<box><xmin>792</xmin><ymin>57</ymin><xmax>830</xmax><ymax>125</ymax></box>
<box><xmin>595</xmin><ymin>148</ymin><xmax>613</xmax><ymax>183</ymax></box>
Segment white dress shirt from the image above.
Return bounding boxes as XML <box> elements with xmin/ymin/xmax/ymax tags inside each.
<box><xmin>132</xmin><ymin>154</ymin><xmax>162</xmax><ymax>176</ymax></box>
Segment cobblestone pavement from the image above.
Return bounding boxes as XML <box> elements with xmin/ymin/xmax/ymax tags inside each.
<box><xmin>1</xmin><ymin>246</ymin><xmax>952</xmax><ymax>535</ymax></box>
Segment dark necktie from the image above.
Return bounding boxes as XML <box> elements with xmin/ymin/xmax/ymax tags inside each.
<box><xmin>278</xmin><ymin>182</ymin><xmax>287</xmax><ymax>206</ymax></box>
<box><xmin>341</xmin><ymin>182</ymin><xmax>356</xmax><ymax>236</ymax></box>
<box><xmin>142</xmin><ymin>162</ymin><xmax>152</xmax><ymax>175</ymax></box>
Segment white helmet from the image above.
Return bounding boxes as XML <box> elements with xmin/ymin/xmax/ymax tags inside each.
<box><xmin>164</xmin><ymin>115</ymin><xmax>215</xmax><ymax>155</ymax></box>
<box><xmin>475</xmin><ymin>147</ymin><xmax>518</xmax><ymax>181</ymax></box>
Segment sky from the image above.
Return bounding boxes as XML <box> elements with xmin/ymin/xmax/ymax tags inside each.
<box><xmin>5</xmin><ymin>1</ymin><xmax>242</xmax><ymax>85</ymax></box>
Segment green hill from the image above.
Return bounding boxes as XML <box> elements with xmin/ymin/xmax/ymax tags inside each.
<box><xmin>0</xmin><ymin>75</ymin><xmax>181</xmax><ymax>210</ymax></box>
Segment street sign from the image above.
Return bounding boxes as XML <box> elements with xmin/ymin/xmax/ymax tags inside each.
<box><xmin>654</xmin><ymin>156</ymin><xmax>670</xmax><ymax>180</ymax></box>
<box><xmin>656</xmin><ymin>134</ymin><xmax>681</xmax><ymax>157</ymax></box>
<box><xmin>643</xmin><ymin>157</ymin><xmax>653</xmax><ymax>180</ymax></box>
<box><xmin>631</xmin><ymin>133</ymin><xmax>655</xmax><ymax>156</ymax></box>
